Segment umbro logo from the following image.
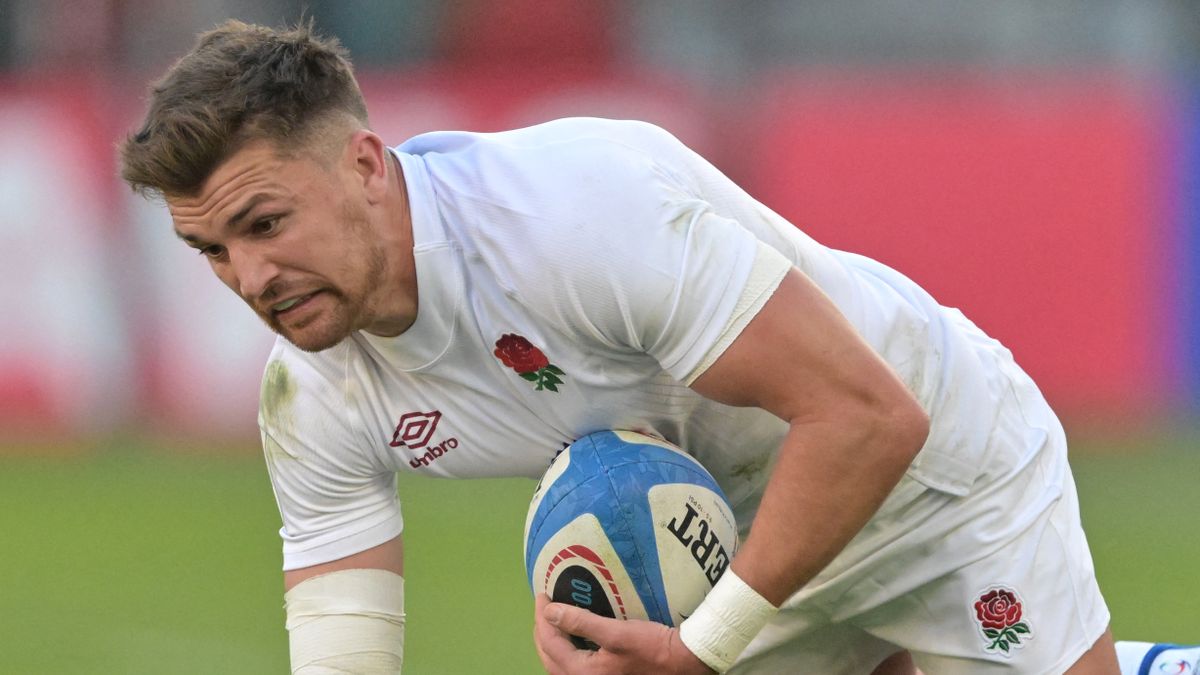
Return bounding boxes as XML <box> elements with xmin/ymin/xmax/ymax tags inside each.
<box><xmin>389</xmin><ymin>409</ymin><xmax>460</xmax><ymax>469</ymax></box>
<box><xmin>389</xmin><ymin>410</ymin><xmax>442</xmax><ymax>449</ymax></box>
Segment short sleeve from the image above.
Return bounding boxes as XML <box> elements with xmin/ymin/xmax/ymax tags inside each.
<box><xmin>679</xmin><ymin>238</ymin><xmax>792</xmax><ymax>384</ymax></box>
<box><xmin>639</xmin><ymin>206</ymin><xmax>791</xmax><ymax>383</ymax></box>
<box><xmin>258</xmin><ymin>341</ymin><xmax>403</xmax><ymax>571</ymax></box>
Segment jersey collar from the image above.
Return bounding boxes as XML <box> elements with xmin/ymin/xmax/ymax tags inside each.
<box><xmin>355</xmin><ymin>150</ymin><xmax>462</xmax><ymax>371</ymax></box>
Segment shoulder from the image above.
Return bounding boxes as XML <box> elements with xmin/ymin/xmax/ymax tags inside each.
<box><xmin>258</xmin><ymin>336</ymin><xmax>354</xmax><ymax>438</ymax></box>
<box><xmin>398</xmin><ymin>119</ymin><xmax>725</xmax><ymax>342</ymax></box>
<box><xmin>402</xmin><ymin>118</ymin><xmax>697</xmax><ymax>213</ymax></box>
<box><xmin>411</xmin><ymin>118</ymin><xmax>705</xmax><ymax>270</ymax></box>
<box><xmin>399</xmin><ymin>117</ymin><xmax>687</xmax><ymax>162</ymax></box>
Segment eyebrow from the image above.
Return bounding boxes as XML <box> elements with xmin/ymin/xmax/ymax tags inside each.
<box><xmin>225</xmin><ymin>193</ymin><xmax>274</xmax><ymax>231</ymax></box>
<box><xmin>174</xmin><ymin>193</ymin><xmax>274</xmax><ymax>245</ymax></box>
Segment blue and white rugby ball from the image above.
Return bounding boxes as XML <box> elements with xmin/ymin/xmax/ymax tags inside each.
<box><xmin>524</xmin><ymin>430</ymin><xmax>739</xmax><ymax>630</ymax></box>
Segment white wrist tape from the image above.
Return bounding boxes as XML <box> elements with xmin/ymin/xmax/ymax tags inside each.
<box><xmin>678</xmin><ymin>569</ymin><xmax>778</xmax><ymax>673</ymax></box>
<box><xmin>285</xmin><ymin>568</ymin><xmax>406</xmax><ymax>674</ymax></box>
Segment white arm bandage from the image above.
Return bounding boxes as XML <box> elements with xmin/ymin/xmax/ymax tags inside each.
<box><xmin>678</xmin><ymin>569</ymin><xmax>779</xmax><ymax>673</ymax></box>
<box><xmin>284</xmin><ymin>568</ymin><xmax>406</xmax><ymax>674</ymax></box>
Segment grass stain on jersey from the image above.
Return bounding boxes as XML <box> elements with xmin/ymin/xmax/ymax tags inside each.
<box><xmin>260</xmin><ymin>360</ymin><xmax>296</xmax><ymax>432</ymax></box>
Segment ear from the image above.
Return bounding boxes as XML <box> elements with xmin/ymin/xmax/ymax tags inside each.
<box><xmin>345</xmin><ymin>130</ymin><xmax>390</xmax><ymax>205</ymax></box>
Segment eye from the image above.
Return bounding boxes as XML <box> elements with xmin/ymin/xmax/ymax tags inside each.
<box><xmin>250</xmin><ymin>216</ymin><xmax>280</xmax><ymax>236</ymax></box>
<box><xmin>198</xmin><ymin>244</ymin><xmax>226</xmax><ymax>259</ymax></box>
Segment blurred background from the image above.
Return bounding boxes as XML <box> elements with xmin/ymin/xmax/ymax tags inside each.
<box><xmin>1</xmin><ymin>1</ymin><xmax>1197</xmax><ymax>673</ymax></box>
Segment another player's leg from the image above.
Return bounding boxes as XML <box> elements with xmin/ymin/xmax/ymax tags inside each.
<box><xmin>1115</xmin><ymin>641</ymin><xmax>1200</xmax><ymax>675</ymax></box>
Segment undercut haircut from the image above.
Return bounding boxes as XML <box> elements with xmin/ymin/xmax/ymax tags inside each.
<box><xmin>119</xmin><ymin>19</ymin><xmax>369</xmax><ymax>199</ymax></box>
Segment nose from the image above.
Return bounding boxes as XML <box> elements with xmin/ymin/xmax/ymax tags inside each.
<box><xmin>228</xmin><ymin>244</ymin><xmax>281</xmax><ymax>303</ymax></box>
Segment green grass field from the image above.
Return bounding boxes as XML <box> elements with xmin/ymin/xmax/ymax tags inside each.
<box><xmin>1</xmin><ymin>429</ymin><xmax>1196</xmax><ymax>674</ymax></box>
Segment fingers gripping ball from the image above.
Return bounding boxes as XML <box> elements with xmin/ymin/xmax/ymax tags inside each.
<box><xmin>524</xmin><ymin>430</ymin><xmax>739</xmax><ymax>648</ymax></box>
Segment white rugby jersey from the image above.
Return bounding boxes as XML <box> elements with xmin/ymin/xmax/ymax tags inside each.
<box><xmin>260</xmin><ymin>117</ymin><xmax>1048</xmax><ymax>571</ymax></box>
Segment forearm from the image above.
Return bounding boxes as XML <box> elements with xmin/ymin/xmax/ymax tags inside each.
<box><xmin>733</xmin><ymin>407</ymin><xmax>928</xmax><ymax>605</ymax></box>
<box><xmin>679</xmin><ymin>405</ymin><xmax>927</xmax><ymax>673</ymax></box>
<box><xmin>285</xmin><ymin>568</ymin><xmax>406</xmax><ymax>674</ymax></box>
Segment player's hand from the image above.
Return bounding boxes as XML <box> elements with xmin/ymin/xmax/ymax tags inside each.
<box><xmin>533</xmin><ymin>594</ymin><xmax>715</xmax><ymax>675</ymax></box>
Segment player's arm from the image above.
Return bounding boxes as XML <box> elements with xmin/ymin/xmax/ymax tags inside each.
<box><xmin>283</xmin><ymin>535</ymin><xmax>406</xmax><ymax>674</ymax></box>
<box><xmin>676</xmin><ymin>266</ymin><xmax>928</xmax><ymax>672</ymax></box>
<box><xmin>690</xmin><ymin>266</ymin><xmax>929</xmax><ymax>606</ymax></box>
<box><xmin>259</xmin><ymin>347</ymin><xmax>407</xmax><ymax>673</ymax></box>
<box><xmin>537</xmin><ymin>266</ymin><xmax>928</xmax><ymax>674</ymax></box>
<box><xmin>283</xmin><ymin>534</ymin><xmax>404</xmax><ymax>591</ymax></box>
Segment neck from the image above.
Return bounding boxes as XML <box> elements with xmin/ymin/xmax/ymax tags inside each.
<box><xmin>362</xmin><ymin>151</ymin><xmax>418</xmax><ymax>337</ymax></box>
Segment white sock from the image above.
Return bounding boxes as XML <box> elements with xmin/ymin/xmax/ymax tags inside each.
<box><xmin>1116</xmin><ymin>641</ymin><xmax>1199</xmax><ymax>675</ymax></box>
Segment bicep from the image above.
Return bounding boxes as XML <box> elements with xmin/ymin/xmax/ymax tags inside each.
<box><xmin>284</xmin><ymin>535</ymin><xmax>404</xmax><ymax>591</ymax></box>
<box><xmin>690</xmin><ymin>266</ymin><xmax>921</xmax><ymax>425</ymax></box>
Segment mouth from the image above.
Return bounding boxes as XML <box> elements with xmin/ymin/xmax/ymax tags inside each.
<box><xmin>269</xmin><ymin>291</ymin><xmax>320</xmax><ymax>318</ymax></box>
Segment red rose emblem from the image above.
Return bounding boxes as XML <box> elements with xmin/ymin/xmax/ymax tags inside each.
<box><xmin>494</xmin><ymin>334</ymin><xmax>550</xmax><ymax>374</ymax></box>
<box><xmin>974</xmin><ymin>589</ymin><xmax>1022</xmax><ymax>630</ymax></box>
<box><xmin>493</xmin><ymin>334</ymin><xmax>565</xmax><ymax>392</ymax></box>
<box><xmin>973</xmin><ymin>587</ymin><xmax>1032</xmax><ymax>655</ymax></box>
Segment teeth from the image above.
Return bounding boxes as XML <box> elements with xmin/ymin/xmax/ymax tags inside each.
<box><xmin>273</xmin><ymin>296</ymin><xmax>303</xmax><ymax>312</ymax></box>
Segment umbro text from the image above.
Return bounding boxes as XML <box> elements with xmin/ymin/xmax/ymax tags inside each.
<box><xmin>409</xmin><ymin>437</ymin><xmax>459</xmax><ymax>469</ymax></box>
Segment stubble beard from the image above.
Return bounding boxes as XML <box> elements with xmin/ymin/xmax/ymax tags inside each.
<box><xmin>268</xmin><ymin>289</ymin><xmax>354</xmax><ymax>353</ymax></box>
<box><xmin>269</xmin><ymin>208</ymin><xmax>389</xmax><ymax>353</ymax></box>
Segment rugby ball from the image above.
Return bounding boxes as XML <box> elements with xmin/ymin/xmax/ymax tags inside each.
<box><xmin>524</xmin><ymin>430</ymin><xmax>739</xmax><ymax>637</ymax></box>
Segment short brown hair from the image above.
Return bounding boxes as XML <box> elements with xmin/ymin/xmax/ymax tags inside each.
<box><xmin>119</xmin><ymin>19</ymin><xmax>369</xmax><ymax>198</ymax></box>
